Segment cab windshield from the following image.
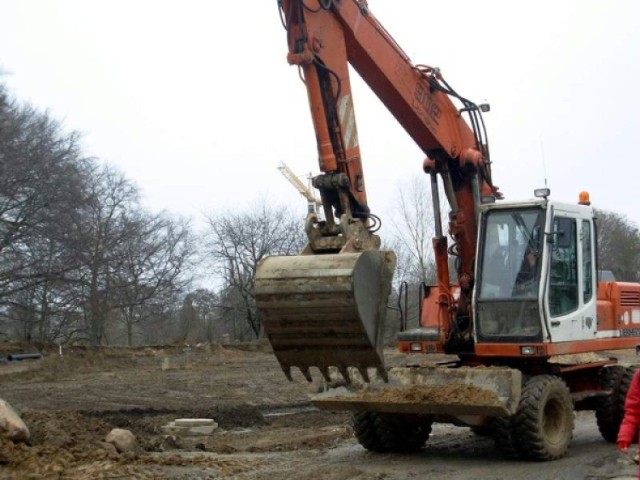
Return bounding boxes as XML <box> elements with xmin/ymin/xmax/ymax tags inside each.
<box><xmin>478</xmin><ymin>208</ymin><xmax>544</xmax><ymax>300</ymax></box>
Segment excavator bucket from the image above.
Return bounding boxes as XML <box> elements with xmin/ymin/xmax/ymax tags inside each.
<box><xmin>312</xmin><ymin>366</ymin><xmax>522</xmax><ymax>418</ymax></box>
<box><xmin>255</xmin><ymin>250</ymin><xmax>396</xmax><ymax>383</ymax></box>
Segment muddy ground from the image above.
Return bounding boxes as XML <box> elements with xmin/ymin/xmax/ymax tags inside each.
<box><xmin>0</xmin><ymin>342</ymin><xmax>638</xmax><ymax>479</ymax></box>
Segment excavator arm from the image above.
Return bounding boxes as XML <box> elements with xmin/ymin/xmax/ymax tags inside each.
<box><xmin>256</xmin><ymin>0</ymin><xmax>498</xmax><ymax>383</ymax></box>
<box><xmin>285</xmin><ymin>0</ymin><xmax>496</xmax><ymax>250</ymax></box>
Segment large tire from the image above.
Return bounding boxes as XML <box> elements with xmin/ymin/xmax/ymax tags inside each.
<box><xmin>512</xmin><ymin>375</ymin><xmax>574</xmax><ymax>461</ymax></box>
<box><xmin>595</xmin><ymin>365</ymin><xmax>635</xmax><ymax>442</ymax></box>
<box><xmin>490</xmin><ymin>416</ymin><xmax>521</xmax><ymax>459</ymax></box>
<box><xmin>352</xmin><ymin>412</ymin><xmax>432</xmax><ymax>453</ymax></box>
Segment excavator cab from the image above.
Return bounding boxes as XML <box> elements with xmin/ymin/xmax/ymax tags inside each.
<box><xmin>473</xmin><ymin>198</ymin><xmax>598</xmax><ymax>347</ymax></box>
<box><xmin>474</xmin><ymin>205</ymin><xmax>546</xmax><ymax>342</ymax></box>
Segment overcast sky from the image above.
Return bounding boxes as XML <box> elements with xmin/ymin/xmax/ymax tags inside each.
<box><xmin>2</xmin><ymin>1</ymin><xmax>639</xmax><ymax>229</ymax></box>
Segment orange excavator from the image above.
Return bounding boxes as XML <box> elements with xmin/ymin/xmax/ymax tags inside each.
<box><xmin>255</xmin><ymin>0</ymin><xmax>640</xmax><ymax>460</ymax></box>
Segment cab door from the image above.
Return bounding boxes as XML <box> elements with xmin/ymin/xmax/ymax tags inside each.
<box><xmin>544</xmin><ymin>215</ymin><xmax>597</xmax><ymax>342</ymax></box>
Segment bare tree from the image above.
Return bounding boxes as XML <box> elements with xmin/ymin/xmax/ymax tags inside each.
<box><xmin>386</xmin><ymin>175</ymin><xmax>438</xmax><ymax>286</ymax></box>
<box><xmin>203</xmin><ymin>197</ymin><xmax>306</xmax><ymax>338</ymax></box>
<box><xmin>0</xmin><ymin>80</ymin><xmax>199</xmax><ymax>346</ymax></box>
<box><xmin>596</xmin><ymin>209</ymin><xmax>640</xmax><ymax>282</ymax></box>
<box><xmin>380</xmin><ymin>175</ymin><xmax>439</xmax><ymax>332</ymax></box>
<box><xmin>65</xmin><ymin>164</ymin><xmax>140</xmax><ymax>345</ymax></box>
<box><xmin>0</xmin><ymin>83</ymin><xmax>91</xmax><ymax>342</ymax></box>
<box><xmin>110</xmin><ymin>211</ymin><xmax>195</xmax><ymax>346</ymax></box>
<box><xmin>0</xmin><ymin>85</ymin><xmax>87</xmax><ymax>305</ymax></box>
<box><xmin>4</xmin><ymin>237</ymin><xmax>85</xmax><ymax>344</ymax></box>
<box><xmin>133</xmin><ymin>291</ymin><xmax>185</xmax><ymax>346</ymax></box>
<box><xmin>174</xmin><ymin>288</ymin><xmax>224</xmax><ymax>343</ymax></box>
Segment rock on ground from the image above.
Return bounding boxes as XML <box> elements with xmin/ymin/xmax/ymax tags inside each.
<box><xmin>105</xmin><ymin>428</ymin><xmax>137</xmax><ymax>453</ymax></box>
<box><xmin>0</xmin><ymin>398</ymin><xmax>30</xmax><ymax>443</ymax></box>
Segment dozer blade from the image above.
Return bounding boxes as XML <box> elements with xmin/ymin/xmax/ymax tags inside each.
<box><xmin>312</xmin><ymin>366</ymin><xmax>522</xmax><ymax>417</ymax></box>
<box><xmin>255</xmin><ymin>250</ymin><xmax>396</xmax><ymax>383</ymax></box>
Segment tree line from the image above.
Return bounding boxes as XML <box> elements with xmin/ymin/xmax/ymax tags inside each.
<box><xmin>1</xmin><ymin>81</ymin><xmax>639</xmax><ymax>347</ymax></box>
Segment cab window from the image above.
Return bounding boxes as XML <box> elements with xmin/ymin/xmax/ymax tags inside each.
<box><xmin>549</xmin><ymin>217</ymin><xmax>578</xmax><ymax>316</ymax></box>
<box><xmin>581</xmin><ymin>220</ymin><xmax>593</xmax><ymax>303</ymax></box>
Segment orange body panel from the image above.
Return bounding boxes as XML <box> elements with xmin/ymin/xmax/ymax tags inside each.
<box><xmin>596</xmin><ymin>281</ymin><xmax>640</xmax><ymax>334</ymax></box>
<box><xmin>403</xmin><ymin>281</ymin><xmax>640</xmax><ymax>358</ymax></box>
<box><xmin>418</xmin><ymin>284</ymin><xmax>455</xmax><ymax>345</ymax></box>
<box><xmin>475</xmin><ymin>338</ymin><xmax>640</xmax><ymax>357</ymax></box>
<box><xmin>398</xmin><ymin>341</ymin><xmax>445</xmax><ymax>354</ymax></box>
<box><xmin>401</xmin><ymin>337</ymin><xmax>640</xmax><ymax>358</ymax></box>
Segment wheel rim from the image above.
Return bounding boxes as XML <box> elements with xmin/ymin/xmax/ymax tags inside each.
<box><xmin>543</xmin><ymin>395</ymin><xmax>567</xmax><ymax>447</ymax></box>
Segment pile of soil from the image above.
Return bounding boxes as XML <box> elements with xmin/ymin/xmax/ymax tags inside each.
<box><xmin>375</xmin><ymin>384</ymin><xmax>501</xmax><ymax>406</ymax></box>
<box><xmin>0</xmin><ymin>409</ymin><xmax>270</xmax><ymax>479</ymax></box>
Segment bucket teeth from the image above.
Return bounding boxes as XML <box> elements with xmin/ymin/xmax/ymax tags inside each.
<box><xmin>282</xmin><ymin>366</ymin><xmax>293</xmax><ymax>382</ymax></box>
<box><xmin>300</xmin><ymin>366</ymin><xmax>313</xmax><ymax>383</ymax></box>
<box><xmin>338</xmin><ymin>366</ymin><xmax>351</xmax><ymax>385</ymax></box>
<box><xmin>358</xmin><ymin>367</ymin><xmax>370</xmax><ymax>383</ymax></box>
<box><xmin>320</xmin><ymin>367</ymin><xmax>332</xmax><ymax>384</ymax></box>
<box><xmin>377</xmin><ymin>366</ymin><xmax>388</xmax><ymax>383</ymax></box>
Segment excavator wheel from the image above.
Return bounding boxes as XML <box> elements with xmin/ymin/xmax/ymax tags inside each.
<box><xmin>595</xmin><ymin>365</ymin><xmax>636</xmax><ymax>443</ymax></box>
<box><xmin>352</xmin><ymin>412</ymin><xmax>433</xmax><ymax>453</ymax></box>
<box><xmin>512</xmin><ymin>375</ymin><xmax>574</xmax><ymax>461</ymax></box>
<box><xmin>489</xmin><ymin>416</ymin><xmax>521</xmax><ymax>459</ymax></box>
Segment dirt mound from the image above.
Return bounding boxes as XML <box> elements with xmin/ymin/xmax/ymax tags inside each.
<box><xmin>0</xmin><ymin>408</ymin><xmax>269</xmax><ymax>478</ymax></box>
<box><xmin>0</xmin><ymin>410</ymin><xmax>148</xmax><ymax>478</ymax></box>
<box><xmin>0</xmin><ymin>437</ymin><xmax>144</xmax><ymax>479</ymax></box>
<box><xmin>0</xmin><ymin>433</ymin><xmax>258</xmax><ymax>479</ymax></box>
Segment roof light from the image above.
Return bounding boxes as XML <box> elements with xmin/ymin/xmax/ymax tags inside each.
<box><xmin>579</xmin><ymin>191</ymin><xmax>591</xmax><ymax>206</ymax></box>
<box><xmin>534</xmin><ymin>188</ymin><xmax>550</xmax><ymax>199</ymax></box>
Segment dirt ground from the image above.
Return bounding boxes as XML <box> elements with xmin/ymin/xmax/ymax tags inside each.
<box><xmin>1</xmin><ymin>342</ymin><xmax>639</xmax><ymax>479</ymax></box>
